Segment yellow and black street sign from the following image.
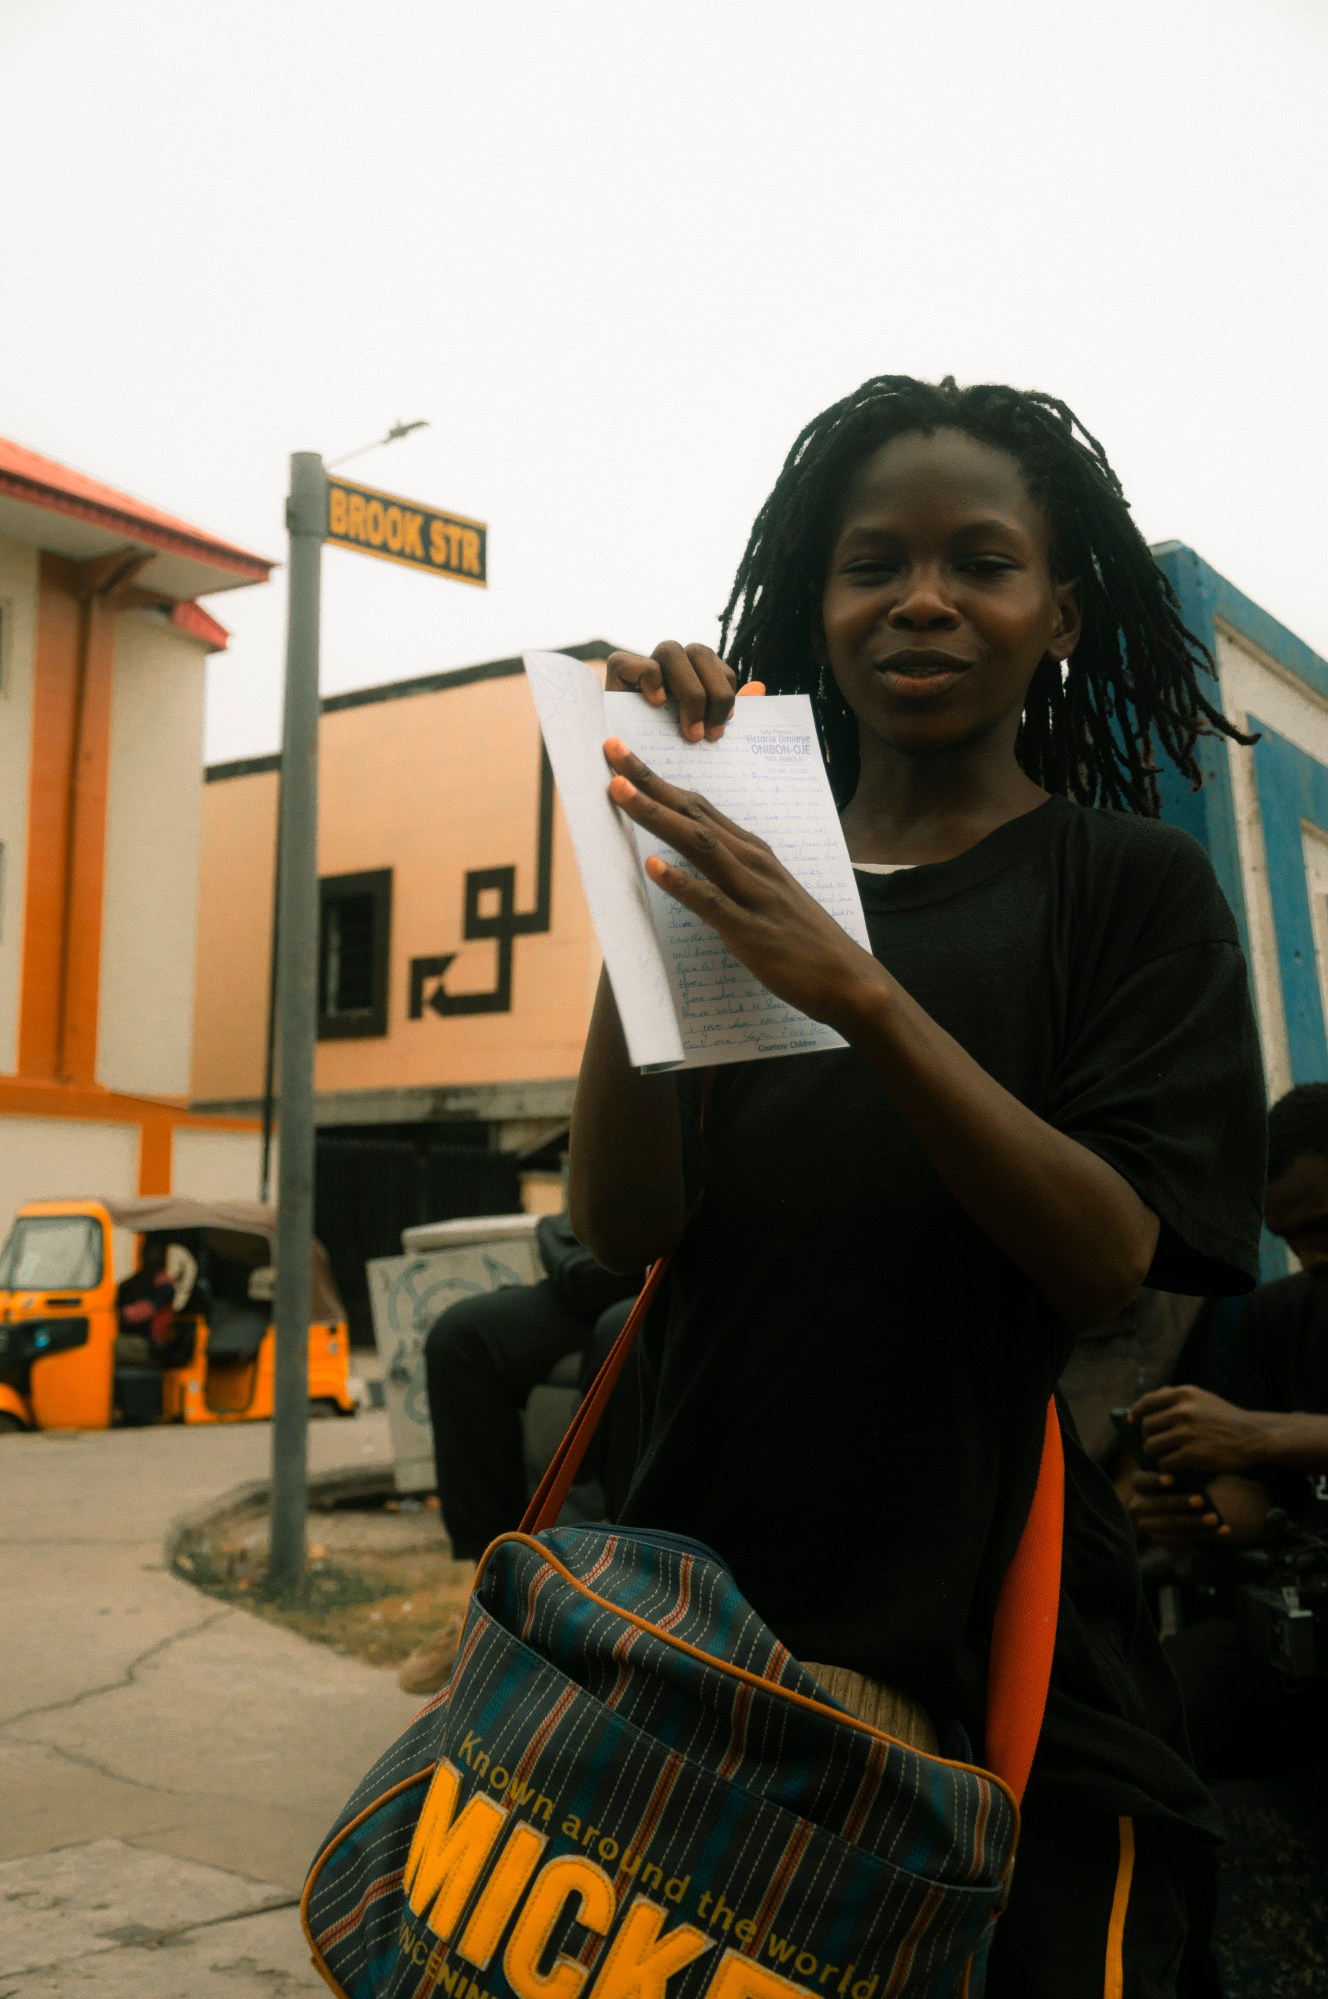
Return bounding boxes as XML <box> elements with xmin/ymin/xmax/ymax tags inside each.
<box><xmin>327</xmin><ymin>475</ymin><xmax>487</xmax><ymax>587</ymax></box>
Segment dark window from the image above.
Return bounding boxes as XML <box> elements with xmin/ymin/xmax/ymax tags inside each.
<box><xmin>318</xmin><ymin>870</ymin><xmax>392</xmax><ymax>1039</ymax></box>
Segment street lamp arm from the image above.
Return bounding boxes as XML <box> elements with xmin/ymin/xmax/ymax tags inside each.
<box><xmin>327</xmin><ymin>418</ymin><xmax>430</xmax><ymax>471</ymax></box>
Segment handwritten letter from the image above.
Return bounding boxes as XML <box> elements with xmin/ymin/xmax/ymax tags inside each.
<box><xmin>606</xmin><ymin>693</ymin><xmax>870</xmax><ymax>1068</ymax></box>
<box><xmin>524</xmin><ymin>653</ymin><xmax>870</xmax><ymax>1071</ymax></box>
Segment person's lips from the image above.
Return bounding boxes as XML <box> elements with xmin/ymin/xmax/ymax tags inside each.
<box><xmin>874</xmin><ymin>649</ymin><xmax>973</xmax><ymax>697</ymax></box>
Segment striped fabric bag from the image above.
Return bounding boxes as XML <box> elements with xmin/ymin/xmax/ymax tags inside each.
<box><xmin>303</xmin><ymin>1261</ymin><xmax>1064</xmax><ymax>1999</ymax></box>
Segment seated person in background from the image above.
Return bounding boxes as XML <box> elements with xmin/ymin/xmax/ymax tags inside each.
<box><xmin>396</xmin><ymin>1214</ymin><xmax>642</xmax><ymax>1695</ymax></box>
<box><xmin>1060</xmin><ymin>1285</ymin><xmax>1203</xmax><ymax>1472</ymax></box>
<box><xmin>1127</xmin><ymin>1082</ymin><xmax>1328</xmax><ymax>1779</ymax></box>
<box><xmin>114</xmin><ymin>1237</ymin><xmax>198</xmax><ymax>1365</ymax></box>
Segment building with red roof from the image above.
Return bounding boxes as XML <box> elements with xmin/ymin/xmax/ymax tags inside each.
<box><xmin>0</xmin><ymin>437</ymin><xmax>274</xmax><ymax>1235</ymax></box>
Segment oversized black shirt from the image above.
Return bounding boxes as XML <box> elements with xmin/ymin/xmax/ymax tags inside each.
<box><xmin>619</xmin><ymin>795</ymin><xmax>1266</xmax><ymax>1831</ymax></box>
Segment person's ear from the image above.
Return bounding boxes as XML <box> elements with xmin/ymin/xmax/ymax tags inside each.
<box><xmin>1049</xmin><ymin>579</ymin><xmax>1082</xmax><ymax>662</ymax></box>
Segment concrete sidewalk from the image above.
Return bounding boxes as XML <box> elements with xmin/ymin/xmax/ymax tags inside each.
<box><xmin>0</xmin><ymin>1413</ymin><xmax>422</xmax><ymax>1992</ymax></box>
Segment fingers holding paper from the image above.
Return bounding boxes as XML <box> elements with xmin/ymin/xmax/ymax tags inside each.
<box><xmin>603</xmin><ymin>738</ymin><xmax>883</xmax><ymax>1033</ymax></box>
<box><xmin>605</xmin><ymin>642</ymin><xmax>763</xmax><ymax>743</ymax></box>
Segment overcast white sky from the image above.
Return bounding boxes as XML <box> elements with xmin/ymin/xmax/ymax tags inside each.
<box><xmin>2</xmin><ymin>0</ymin><xmax>1324</xmax><ymax>764</ymax></box>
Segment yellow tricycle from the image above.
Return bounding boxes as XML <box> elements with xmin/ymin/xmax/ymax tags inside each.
<box><xmin>0</xmin><ymin>1195</ymin><xmax>355</xmax><ymax>1432</ymax></box>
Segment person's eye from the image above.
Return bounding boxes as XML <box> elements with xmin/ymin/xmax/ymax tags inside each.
<box><xmin>841</xmin><ymin>557</ymin><xmax>898</xmax><ymax>582</ymax></box>
<box><xmin>959</xmin><ymin>555</ymin><xmax>1019</xmax><ymax>577</ymax></box>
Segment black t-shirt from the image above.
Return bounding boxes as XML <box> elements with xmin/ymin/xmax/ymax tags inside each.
<box><xmin>619</xmin><ymin>794</ymin><xmax>1265</xmax><ymax>1833</ymax></box>
<box><xmin>1227</xmin><ymin>1271</ymin><xmax>1328</xmax><ymax>1528</ymax></box>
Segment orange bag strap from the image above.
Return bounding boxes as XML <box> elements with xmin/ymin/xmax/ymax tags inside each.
<box><xmin>520</xmin><ymin>1256</ymin><xmax>670</xmax><ymax>1537</ymax></box>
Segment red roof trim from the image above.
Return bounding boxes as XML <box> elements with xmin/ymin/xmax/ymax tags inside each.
<box><xmin>0</xmin><ymin>437</ymin><xmax>273</xmax><ymax>583</ymax></box>
<box><xmin>170</xmin><ymin>601</ymin><xmax>230</xmax><ymax>652</ymax></box>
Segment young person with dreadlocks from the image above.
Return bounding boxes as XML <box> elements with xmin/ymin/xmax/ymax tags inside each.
<box><xmin>568</xmin><ymin>376</ymin><xmax>1266</xmax><ymax>1994</ymax></box>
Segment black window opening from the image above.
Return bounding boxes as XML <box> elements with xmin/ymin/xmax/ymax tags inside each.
<box><xmin>318</xmin><ymin>870</ymin><xmax>392</xmax><ymax>1039</ymax></box>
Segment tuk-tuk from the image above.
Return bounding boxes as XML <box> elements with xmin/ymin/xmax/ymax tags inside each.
<box><xmin>0</xmin><ymin>1195</ymin><xmax>355</xmax><ymax>1432</ymax></box>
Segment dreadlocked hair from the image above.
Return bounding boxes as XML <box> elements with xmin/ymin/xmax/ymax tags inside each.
<box><xmin>1267</xmin><ymin>1084</ymin><xmax>1328</xmax><ymax>1182</ymax></box>
<box><xmin>718</xmin><ymin>375</ymin><xmax>1252</xmax><ymax>814</ymax></box>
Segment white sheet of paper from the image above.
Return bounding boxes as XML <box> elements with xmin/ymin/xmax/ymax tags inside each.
<box><xmin>524</xmin><ymin>652</ymin><xmax>871</xmax><ymax>1072</ymax></box>
<box><xmin>523</xmin><ymin>652</ymin><xmax>685</xmax><ymax>1068</ymax></box>
<box><xmin>606</xmin><ymin>693</ymin><xmax>871</xmax><ymax>1069</ymax></box>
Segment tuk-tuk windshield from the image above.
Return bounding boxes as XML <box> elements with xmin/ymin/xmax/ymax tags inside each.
<box><xmin>0</xmin><ymin>1215</ymin><xmax>104</xmax><ymax>1291</ymax></box>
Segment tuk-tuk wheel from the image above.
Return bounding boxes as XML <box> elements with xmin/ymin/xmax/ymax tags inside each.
<box><xmin>0</xmin><ymin>1413</ymin><xmax>29</xmax><ymax>1436</ymax></box>
<box><xmin>309</xmin><ymin>1397</ymin><xmax>351</xmax><ymax>1421</ymax></box>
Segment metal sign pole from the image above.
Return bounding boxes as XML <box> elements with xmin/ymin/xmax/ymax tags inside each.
<box><xmin>268</xmin><ymin>450</ymin><xmax>327</xmax><ymax>1593</ymax></box>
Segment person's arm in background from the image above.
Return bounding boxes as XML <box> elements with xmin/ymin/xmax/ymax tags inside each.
<box><xmin>536</xmin><ymin>1205</ymin><xmax>642</xmax><ymax>1320</ymax></box>
<box><xmin>1133</xmin><ymin>1382</ymin><xmax>1328</xmax><ymax>1478</ymax></box>
<box><xmin>1125</xmin><ymin>1379</ymin><xmax>1328</xmax><ymax>1549</ymax></box>
<box><xmin>1124</xmin><ymin>1287</ymin><xmax>1310</xmax><ymax>1550</ymax></box>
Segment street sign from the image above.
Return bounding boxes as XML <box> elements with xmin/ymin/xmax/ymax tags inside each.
<box><xmin>327</xmin><ymin>474</ymin><xmax>487</xmax><ymax>587</ymax></box>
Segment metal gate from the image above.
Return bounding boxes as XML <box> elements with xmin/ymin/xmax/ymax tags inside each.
<box><xmin>314</xmin><ymin>1127</ymin><xmax>522</xmax><ymax>1344</ymax></box>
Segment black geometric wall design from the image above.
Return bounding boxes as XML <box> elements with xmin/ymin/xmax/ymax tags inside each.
<box><xmin>408</xmin><ymin>745</ymin><xmax>554</xmax><ymax>1019</ymax></box>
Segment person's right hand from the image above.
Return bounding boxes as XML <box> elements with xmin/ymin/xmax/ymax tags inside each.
<box><xmin>1126</xmin><ymin>1470</ymin><xmax>1230</xmax><ymax>1549</ymax></box>
<box><xmin>1130</xmin><ymin>1383</ymin><xmax>1266</xmax><ymax>1475</ymax></box>
<box><xmin>605</xmin><ymin>641</ymin><xmax>762</xmax><ymax>742</ymax></box>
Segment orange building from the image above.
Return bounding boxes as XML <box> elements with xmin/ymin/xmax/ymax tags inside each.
<box><xmin>193</xmin><ymin>646</ymin><xmax>610</xmax><ymax>1330</ymax></box>
<box><xmin>0</xmin><ymin>438</ymin><xmax>273</xmax><ymax>1242</ymax></box>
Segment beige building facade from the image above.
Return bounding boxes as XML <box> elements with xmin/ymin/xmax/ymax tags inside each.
<box><xmin>0</xmin><ymin>436</ymin><xmax>272</xmax><ymax>1244</ymax></box>
<box><xmin>194</xmin><ymin>645</ymin><xmax>611</xmax><ymax>1324</ymax></box>
<box><xmin>194</xmin><ymin>643</ymin><xmax>609</xmax><ymax>1139</ymax></box>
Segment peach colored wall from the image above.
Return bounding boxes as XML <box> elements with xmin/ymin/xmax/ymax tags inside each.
<box><xmin>192</xmin><ymin>764</ymin><xmax>279</xmax><ymax>1102</ymax></box>
<box><xmin>192</xmin><ymin>668</ymin><xmax>601</xmax><ymax>1103</ymax></box>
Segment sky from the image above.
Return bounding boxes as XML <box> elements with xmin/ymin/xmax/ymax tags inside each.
<box><xmin>1</xmin><ymin>0</ymin><xmax>1325</xmax><ymax>765</ymax></box>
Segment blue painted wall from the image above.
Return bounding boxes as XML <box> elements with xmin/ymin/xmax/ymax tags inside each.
<box><xmin>1153</xmin><ymin>541</ymin><xmax>1328</xmax><ymax>1098</ymax></box>
<box><xmin>1151</xmin><ymin>547</ymin><xmax>1328</xmax><ymax>1279</ymax></box>
<box><xmin>1248</xmin><ymin>727</ymin><xmax>1328</xmax><ymax>1083</ymax></box>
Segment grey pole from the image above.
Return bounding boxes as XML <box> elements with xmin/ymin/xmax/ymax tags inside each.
<box><xmin>267</xmin><ymin>451</ymin><xmax>327</xmax><ymax>1593</ymax></box>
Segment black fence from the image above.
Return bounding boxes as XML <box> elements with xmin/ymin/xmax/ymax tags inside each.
<box><xmin>314</xmin><ymin>1124</ymin><xmax>522</xmax><ymax>1345</ymax></box>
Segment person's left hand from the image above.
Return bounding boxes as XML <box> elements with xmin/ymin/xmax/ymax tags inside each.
<box><xmin>1126</xmin><ymin>1470</ymin><xmax>1231</xmax><ymax>1549</ymax></box>
<box><xmin>1129</xmin><ymin>1384</ymin><xmax>1267</xmax><ymax>1475</ymax></box>
<box><xmin>603</xmin><ymin>740</ymin><xmax>885</xmax><ymax>1032</ymax></box>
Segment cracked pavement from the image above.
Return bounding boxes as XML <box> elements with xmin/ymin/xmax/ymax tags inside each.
<box><xmin>0</xmin><ymin>1413</ymin><xmax>422</xmax><ymax>1992</ymax></box>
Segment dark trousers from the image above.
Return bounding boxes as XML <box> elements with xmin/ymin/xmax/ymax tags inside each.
<box><xmin>1164</xmin><ymin>1614</ymin><xmax>1328</xmax><ymax>1996</ymax></box>
<box><xmin>986</xmin><ymin>1811</ymin><xmax>1189</xmax><ymax>1997</ymax></box>
<box><xmin>423</xmin><ymin>1281</ymin><xmax>638</xmax><ymax>1561</ymax></box>
<box><xmin>1165</xmin><ymin>1615</ymin><xmax>1328</xmax><ymax>1780</ymax></box>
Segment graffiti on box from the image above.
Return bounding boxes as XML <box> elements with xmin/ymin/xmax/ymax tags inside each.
<box><xmin>367</xmin><ymin>1237</ymin><xmax>544</xmax><ymax>1492</ymax></box>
